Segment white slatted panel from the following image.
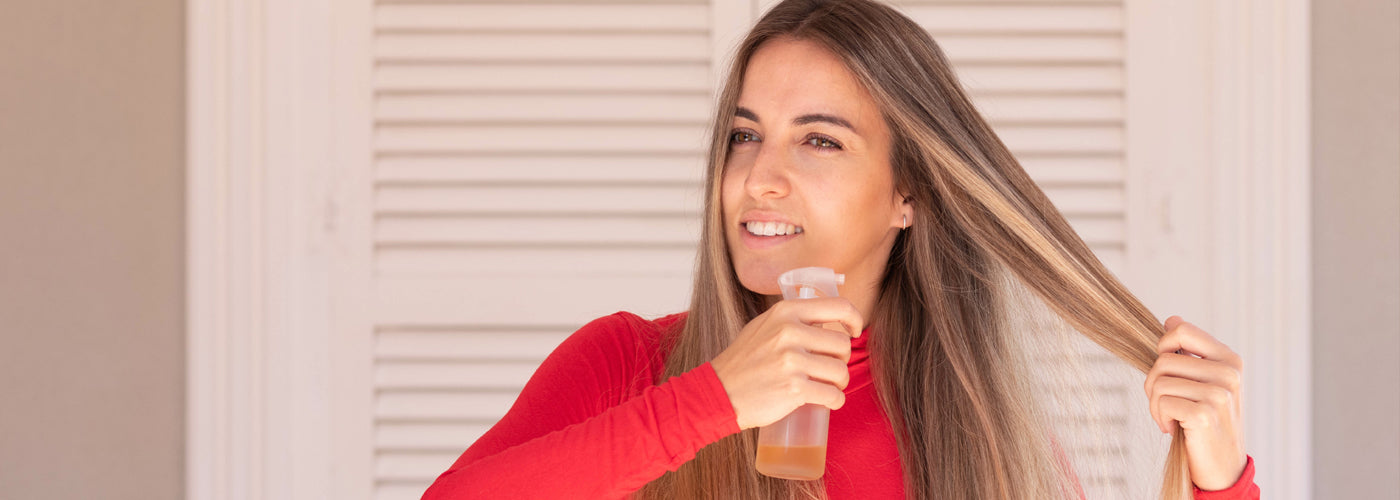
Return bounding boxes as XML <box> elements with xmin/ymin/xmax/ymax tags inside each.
<box><xmin>370</xmin><ymin>1</ymin><xmax>1134</xmax><ymax>498</ymax></box>
<box><xmin>887</xmin><ymin>0</ymin><xmax>1135</xmax><ymax>496</ymax></box>
<box><xmin>370</xmin><ymin>2</ymin><xmax>712</xmax><ymax>499</ymax></box>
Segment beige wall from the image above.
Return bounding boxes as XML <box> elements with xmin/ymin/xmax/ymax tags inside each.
<box><xmin>0</xmin><ymin>2</ymin><xmax>184</xmax><ymax>499</ymax></box>
<box><xmin>0</xmin><ymin>0</ymin><xmax>1395</xmax><ymax>499</ymax></box>
<box><xmin>1311</xmin><ymin>0</ymin><xmax>1400</xmax><ymax>498</ymax></box>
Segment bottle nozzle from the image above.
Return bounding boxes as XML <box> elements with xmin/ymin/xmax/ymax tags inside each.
<box><xmin>778</xmin><ymin>267</ymin><xmax>844</xmax><ymax>300</ymax></box>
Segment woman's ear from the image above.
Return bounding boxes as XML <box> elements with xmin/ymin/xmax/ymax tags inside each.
<box><xmin>895</xmin><ymin>193</ymin><xmax>914</xmax><ymax>229</ymax></box>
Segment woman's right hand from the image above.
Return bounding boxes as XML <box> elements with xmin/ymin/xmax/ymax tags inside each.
<box><xmin>709</xmin><ymin>297</ymin><xmax>865</xmax><ymax>430</ymax></box>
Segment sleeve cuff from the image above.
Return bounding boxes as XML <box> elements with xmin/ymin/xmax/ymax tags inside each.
<box><xmin>1192</xmin><ymin>455</ymin><xmax>1260</xmax><ymax>500</ymax></box>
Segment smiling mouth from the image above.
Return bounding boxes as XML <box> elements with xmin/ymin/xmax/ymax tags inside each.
<box><xmin>742</xmin><ymin>221</ymin><xmax>803</xmax><ymax>236</ymax></box>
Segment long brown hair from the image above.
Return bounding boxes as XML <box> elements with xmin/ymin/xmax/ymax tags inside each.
<box><xmin>636</xmin><ymin>1</ymin><xmax>1191</xmax><ymax>498</ymax></box>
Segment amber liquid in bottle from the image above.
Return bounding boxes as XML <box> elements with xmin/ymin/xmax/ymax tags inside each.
<box><xmin>755</xmin><ymin>444</ymin><xmax>827</xmax><ymax>480</ymax></box>
<box><xmin>755</xmin><ymin>402</ymin><xmax>831</xmax><ymax>480</ymax></box>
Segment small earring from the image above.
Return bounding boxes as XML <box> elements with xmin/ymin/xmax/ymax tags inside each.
<box><xmin>902</xmin><ymin>214</ymin><xmax>908</xmax><ymax>230</ymax></box>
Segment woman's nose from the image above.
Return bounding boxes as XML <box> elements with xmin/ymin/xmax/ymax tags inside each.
<box><xmin>744</xmin><ymin>142</ymin><xmax>791</xmax><ymax>199</ymax></box>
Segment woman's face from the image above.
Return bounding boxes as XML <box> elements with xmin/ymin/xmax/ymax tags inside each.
<box><xmin>722</xmin><ymin>37</ymin><xmax>908</xmax><ymax>303</ymax></box>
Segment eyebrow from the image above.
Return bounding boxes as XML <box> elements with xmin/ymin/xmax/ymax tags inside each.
<box><xmin>734</xmin><ymin>106</ymin><xmax>858</xmax><ymax>134</ymax></box>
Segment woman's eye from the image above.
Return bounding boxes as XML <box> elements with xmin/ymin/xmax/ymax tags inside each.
<box><xmin>729</xmin><ymin>131</ymin><xmax>760</xmax><ymax>144</ymax></box>
<box><xmin>806</xmin><ymin>135</ymin><xmax>842</xmax><ymax>150</ymax></box>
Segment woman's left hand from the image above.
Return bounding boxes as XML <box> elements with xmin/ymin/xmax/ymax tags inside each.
<box><xmin>1144</xmin><ymin>316</ymin><xmax>1249</xmax><ymax>491</ymax></box>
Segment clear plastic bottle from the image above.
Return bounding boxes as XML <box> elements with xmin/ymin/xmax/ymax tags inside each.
<box><xmin>755</xmin><ymin>267</ymin><xmax>845</xmax><ymax>481</ymax></box>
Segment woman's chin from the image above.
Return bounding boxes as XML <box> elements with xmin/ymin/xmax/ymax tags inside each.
<box><xmin>733</xmin><ymin>261</ymin><xmax>788</xmax><ymax>296</ymax></box>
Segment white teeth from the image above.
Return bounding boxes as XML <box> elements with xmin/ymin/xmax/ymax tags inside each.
<box><xmin>745</xmin><ymin>221</ymin><xmax>803</xmax><ymax>237</ymax></box>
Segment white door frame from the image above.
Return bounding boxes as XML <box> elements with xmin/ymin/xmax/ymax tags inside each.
<box><xmin>186</xmin><ymin>0</ymin><xmax>374</xmax><ymax>498</ymax></box>
<box><xmin>186</xmin><ymin>0</ymin><xmax>1310</xmax><ymax>498</ymax></box>
<box><xmin>1122</xmin><ymin>0</ymin><xmax>1311</xmax><ymax>497</ymax></box>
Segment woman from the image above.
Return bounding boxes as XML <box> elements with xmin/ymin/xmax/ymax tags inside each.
<box><xmin>423</xmin><ymin>0</ymin><xmax>1259</xmax><ymax>498</ymax></box>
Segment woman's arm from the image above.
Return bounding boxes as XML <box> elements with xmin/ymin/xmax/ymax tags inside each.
<box><xmin>420</xmin><ymin>313</ymin><xmax>740</xmax><ymax>499</ymax></box>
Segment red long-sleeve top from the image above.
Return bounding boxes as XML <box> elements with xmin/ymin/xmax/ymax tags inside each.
<box><xmin>422</xmin><ymin>311</ymin><xmax>1260</xmax><ymax>499</ymax></box>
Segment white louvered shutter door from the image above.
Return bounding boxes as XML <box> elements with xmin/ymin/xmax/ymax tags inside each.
<box><xmin>368</xmin><ymin>2</ymin><xmax>725</xmax><ymax>499</ymax></box>
<box><xmin>873</xmin><ymin>1</ymin><xmax>1147</xmax><ymax>498</ymax></box>
<box><xmin>365</xmin><ymin>1</ymin><xmax>1147</xmax><ymax>499</ymax></box>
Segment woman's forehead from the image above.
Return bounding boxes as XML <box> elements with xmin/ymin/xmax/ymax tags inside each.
<box><xmin>735</xmin><ymin>37</ymin><xmax>880</xmax><ymax>128</ymax></box>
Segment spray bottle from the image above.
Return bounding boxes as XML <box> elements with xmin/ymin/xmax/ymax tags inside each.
<box><xmin>755</xmin><ymin>267</ymin><xmax>846</xmax><ymax>480</ymax></box>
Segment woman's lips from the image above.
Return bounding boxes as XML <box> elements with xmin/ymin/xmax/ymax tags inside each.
<box><xmin>738</xmin><ymin>224</ymin><xmax>801</xmax><ymax>250</ymax></box>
